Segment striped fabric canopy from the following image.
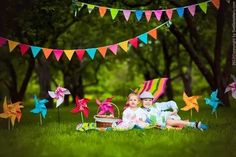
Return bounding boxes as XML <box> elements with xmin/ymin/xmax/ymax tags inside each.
<box><xmin>135</xmin><ymin>78</ymin><xmax>168</xmax><ymax>102</ymax></box>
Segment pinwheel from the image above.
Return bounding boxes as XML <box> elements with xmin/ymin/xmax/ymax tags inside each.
<box><xmin>71</xmin><ymin>96</ymin><xmax>90</xmax><ymax>123</ymax></box>
<box><xmin>181</xmin><ymin>92</ymin><xmax>200</xmax><ymax>118</ymax></box>
<box><xmin>31</xmin><ymin>95</ymin><xmax>49</xmax><ymax>125</ymax></box>
<box><xmin>0</xmin><ymin>97</ymin><xmax>24</xmax><ymax>130</ymax></box>
<box><xmin>225</xmin><ymin>75</ymin><xmax>236</xmax><ymax>99</ymax></box>
<box><xmin>48</xmin><ymin>86</ymin><xmax>71</xmax><ymax>108</ymax></box>
<box><xmin>135</xmin><ymin>78</ymin><xmax>168</xmax><ymax>103</ymax></box>
<box><xmin>48</xmin><ymin>86</ymin><xmax>71</xmax><ymax>123</ymax></box>
<box><xmin>205</xmin><ymin>89</ymin><xmax>223</xmax><ymax>118</ymax></box>
<box><xmin>96</xmin><ymin>97</ymin><xmax>114</xmax><ymax>116</ymax></box>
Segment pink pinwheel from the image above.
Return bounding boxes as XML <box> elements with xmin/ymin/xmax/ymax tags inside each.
<box><xmin>96</xmin><ymin>97</ymin><xmax>114</xmax><ymax>115</ymax></box>
<box><xmin>71</xmin><ymin>96</ymin><xmax>90</xmax><ymax>118</ymax></box>
<box><xmin>48</xmin><ymin>86</ymin><xmax>71</xmax><ymax>108</ymax></box>
<box><xmin>225</xmin><ymin>75</ymin><xmax>236</xmax><ymax>99</ymax></box>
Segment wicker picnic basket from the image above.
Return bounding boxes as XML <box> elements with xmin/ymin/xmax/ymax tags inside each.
<box><xmin>94</xmin><ymin>103</ymin><xmax>120</xmax><ymax>128</ymax></box>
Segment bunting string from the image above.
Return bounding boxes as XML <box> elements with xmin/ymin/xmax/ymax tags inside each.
<box><xmin>72</xmin><ymin>0</ymin><xmax>220</xmax><ymax>21</ymax></box>
<box><xmin>0</xmin><ymin>21</ymin><xmax>171</xmax><ymax>61</ymax></box>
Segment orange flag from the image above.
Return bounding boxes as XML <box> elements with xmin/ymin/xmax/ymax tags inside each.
<box><xmin>99</xmin><ymin>7</ymin><xmax>107</xmax><ymax>17</ymax></box>
<box><xmin>211</xmin><ymin>0</ymin><xmax>220</xmax><ymax>9</ymax></box>
<box><xmin>42</xmin><ymin>48</ymin><xmax>53</xmax><ymax>59</ymax></box>
<box><xmin>148</xmin><ymin>29</ymin><xmax>158</xmax><ymax>39</ymax></box>
<box><xmin>98</xmin><ymin>47</ymin><xmax>107</xmax><ymax>58</ymax></box>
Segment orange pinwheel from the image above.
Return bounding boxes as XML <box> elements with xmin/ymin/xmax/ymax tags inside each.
<box><xmin>0</xmin><ymin>97</ymin><xmax>24</xmax><ymax>127</ymax></box>
<box><xmin>181</xmin><ymin>92</ymin><xmax>200</xmax><ymax>112</ymax></box>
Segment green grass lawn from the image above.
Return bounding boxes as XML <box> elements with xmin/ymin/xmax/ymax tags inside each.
<box><xmin>0</xmin><ymin>101</ymin><xmax>236</xmax><ymax>157</ymax></box>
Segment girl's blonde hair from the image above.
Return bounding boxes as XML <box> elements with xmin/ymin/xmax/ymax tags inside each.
<box><xmin>124</xmin><ymin>92</ymin><xmax>141</xmax><ymax>109</ymax></box>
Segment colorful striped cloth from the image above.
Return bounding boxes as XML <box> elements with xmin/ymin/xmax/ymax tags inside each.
<box><xmin>135</xmin><ymin>78</ymin><xmax>168</xmax><ymax>102</ymax></box>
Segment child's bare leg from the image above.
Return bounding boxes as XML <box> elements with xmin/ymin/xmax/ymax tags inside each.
<box><xmin>166</xmin><ymin>119</ymin><xmax>192</xmax><ymax>127</ymax></box>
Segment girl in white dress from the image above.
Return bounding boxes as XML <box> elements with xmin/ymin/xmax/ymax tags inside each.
<box><xmin>112</xmin><ymin>93</ymin><xmax>149</xmax><ymax>130</ymax></box>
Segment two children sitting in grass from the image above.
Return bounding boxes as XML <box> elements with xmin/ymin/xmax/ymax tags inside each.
<box><xmin>112</xmin><ymin>92</ymin><xmax>208</xmax><ymax>131</ymax></box>
<box><xmin>77</xmin><ymin>91</ymin><xmax>208</xmax><ymax>131</ymax></box>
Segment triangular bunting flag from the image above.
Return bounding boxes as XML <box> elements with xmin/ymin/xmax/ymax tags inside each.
<box><xmin>86</xmin><ymin>48</ymin><xmax>97</xmax><ymax>60</ymax></box>
<box><xmin>135</xmin><ymin>10</ymin><xmax>143</xmax><ymax>21</ymax></box>
<box><xmin>188</xmin><ymin>5</ymin><xmax>196</xmax><ymax>16</ymax></box>
<box><xmin>8</xmin><ymin>40</ymin><xmax>19</xmax><ymax>52</ymax></box>
<box><xmin>119</xmin><ymin>41</ymin><xmax>128</xmax><ymax>52</ymax></box>
<box><xmin>154</xmin><ymin>10</ymin><xmax>162</xmax><ymax>21</ymax></box>
<box><xmin>165</xmin><ymin>9</ymin><xmax>173</xmax><ymax>20</ymax></box>
<box><xmin>87</xmin><ymin>4</ymin><xmax>95</xmax><ymax>14</ymax></box>
<box><xmin>138</xmin><ymin>33</ymin><xmax>148</xmax><ymax>44</ymax></box>
<box><xmin>76</xmin><ymin>2</ymin><xmax>84</xmax><ymax>12</ymax></box>
<box><xmin>123</xmin><ymin>10</ymin><xmax>131</xmax><ymax>21</ymax></box>
<box><xmin>53</xmin><ymin>49</ymin><xmax>63</xmax><ymax>61</ymax></box>
<box><xmin>98</xmin><ymin>47</ymin><xmax>107</xmax><ymax>58</ymax></box>
<box><xmin>109</xmin><ymin>44</ymin><xmax>118</xmax><ymax>55</ymax></box>
<box><xmin>64</xmin><ymin>50</ymin><xmax>74</xmax><ymax>61</ymax></box>
<box><xmin>42</xmin><ymin>48</ymin><xmax>53</xmax><ymax>59</ymax></box>
<box><xmin>176</xmin><ymin>7</ymin><xmax>184</xmax><ymax>17</ymax></box>
<box><xmin>0</xmin><ymin>37</ymin><xmax>7</xmax><ymax>47</ymax></box>
<box><xmin>31</xmin><ymin>46</ymin><xmax>41</xmax><ymax>58</ymax></box>
<box><xmin>76</xmin><ymin>49</ymin><xmax>85</xmax><ymax>61</ymax></box>
<box><xmin>129</xmin><ymin>38</ymin><xmax>138</xmax><ymax>48</ymax></box>
<box><xmin>148</xmin><ymin>29</ymin><xmax>158</xmax><ymax>39</ymax></box>
<box><xmin>145</xmin><ymin>11</ymin><xmax>152</xmax><ymax>22</ymax></box>
<box><xmin>110</xmin><ymin>8</ymin><xmax>119</xmax><ymax>20</ymax></box>
<box><xmin>199</xmin><ymin>2</ymin><xmax>208</xmax><ymax>13</ymax></box>
<box><xmin>19</xmin><ymin>44</ymin><xmax>30</xmax><ymax>55</ymax></box>
<box><xmin>211</xmin><ymin>0</ymin><xmax>220</xmax><ymax>9</ymax></box>
<box><xmin>99</xmin><ymin>7</ymin><xmax>107</xmax><ymax>17</ymax></box>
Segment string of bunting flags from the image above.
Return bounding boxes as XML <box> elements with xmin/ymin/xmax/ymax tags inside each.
<box><xmin>0</xmin><ymin>21</ymin><xmax>171</xmax><ymax>61</ymax></box>
<box><xmin>72</xmin><ymin>0</ymin><xmax>220</xmax><ymax>21</ymax></box>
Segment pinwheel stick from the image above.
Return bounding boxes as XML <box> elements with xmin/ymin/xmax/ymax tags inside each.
<box><xmin>80</xmin><ymin>112</ymin><xmax>84</xmax><ymax>123</ymax></box>
<box><xmin>39</xmin><ymin>114</ymin><xmax>43</xmax><ymax>126</ymax></box>
<box><xmin>190</xmin><ymin>109</ymin><xmax>193</xmax><ymax>118</ymax></box>
<box><xmin>215</xmin><ymin>111</ymin><xmax>218</xmax><ymax>119</ymax></box>
<box><xmin>57</xmin><ymin>107</ymin><xmax>61</xmax><ymax>124</ymax></box>
<box><xmin>8</xmin><ymin>118</ymin><xmax>10</xmax><ymax>130</ymax></box>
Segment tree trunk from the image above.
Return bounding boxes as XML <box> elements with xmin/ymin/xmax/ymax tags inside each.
<box><xmin>161</xmin><ymin>37</ymin><xmax>174</xmax><ymax>100</ymax></box>
<box><xmin>176</xmin><ymin>43</ymin><xmax>192</xmax><ymax>96</ymax></box>
<box><xmin>36</xmin><ymin>57</ymin><xmax>53</xmax><ymax>108</ymax></box>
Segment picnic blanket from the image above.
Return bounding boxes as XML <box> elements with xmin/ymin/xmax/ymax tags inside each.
<box><xmin>76</xmin><ymin>122</ymin><xmax>157</xmax><ymax>131</ymax></box>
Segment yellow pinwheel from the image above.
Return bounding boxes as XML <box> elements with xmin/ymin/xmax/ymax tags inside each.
<box><xmin>181</xmin><ymin>92</ymin><xmax>200</xmax><ymax>117</ymax></box>
<box><xmin>0</xmin><ymin>97</ymin><xmax>24</xmax><ymax>129</ymax></box>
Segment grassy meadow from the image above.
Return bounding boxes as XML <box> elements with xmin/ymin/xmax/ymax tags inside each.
<box><xmin>0</xmin><ymin>100</ymin><xmax>235</xmax><ymax>157</ymax></box>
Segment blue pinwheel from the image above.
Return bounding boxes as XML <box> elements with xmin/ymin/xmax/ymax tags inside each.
<box><xmin>205</xmin><ymin>89</ymin><xmax>223</xmax><ymax>118</ymax></box>
<box><xmin>31</xmin><ymin>95</ymin><xmax>49</xmax><ymax>125</ymax></box>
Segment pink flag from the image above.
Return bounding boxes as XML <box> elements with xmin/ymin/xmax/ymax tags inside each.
<box><xmin>165</xmin><ymin>9</ymin><xmax>173</xmax><ymax>20</ymax></box>
<box><xmin>188</xmin><ymin>5</ymin><xmax>196</xmax><ymax>16</ymax></box>
<box><xmin>154</xmin><ymin>10</ymin><xmax>162</xmax><ymax>21</ymax></box>
<box><xmin>123</xmin><ymin>10</ymin><xmax>131</xmax><ymax>21</ymax></box>
<box><xmin>129</xmin><ymin>38</ymin><xmax>138</xmax><ymax>48</ymax></box>
<box><xmin>53</xmin><ymin>49</ymin><xmax>63</xmax><ymax>61</ymax></box>
<box><xmin>76</xmin><ymin>49</ymin><xmax>85</xmax><ymax>61</ymax></box>
<box><xmin>145</xmin><ymin>11</ymin><xmax>152</xmax><ymax>22</ymax></box>
<box><xmin>19</xmin><ymin>44</ymin><xmax>30</xmax><ymax>55</ymax></box>
<box><xmin>0</xmin><ymin>37</ymin><xmax>7</xmax><ymax>47</ymax></box>
<box><xmin>109</xmin><ymin>44</ymin><xmax>118</xmax><ymax>55</ymax></box>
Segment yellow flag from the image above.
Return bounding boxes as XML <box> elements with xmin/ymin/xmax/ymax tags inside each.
<box><xmin>8</xmin><ymin>40</ymin><xmax>19</xmax><ymax>52</ymax></box>
<box><xmin>64</xmin><ymin>50</ymin><xmax>75</xmax><ymax>61</ymax></box>
<box><xmin>119</xmin><ymin>41</ymin><xmax>128</xmax><ymax>52</ymax></box>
